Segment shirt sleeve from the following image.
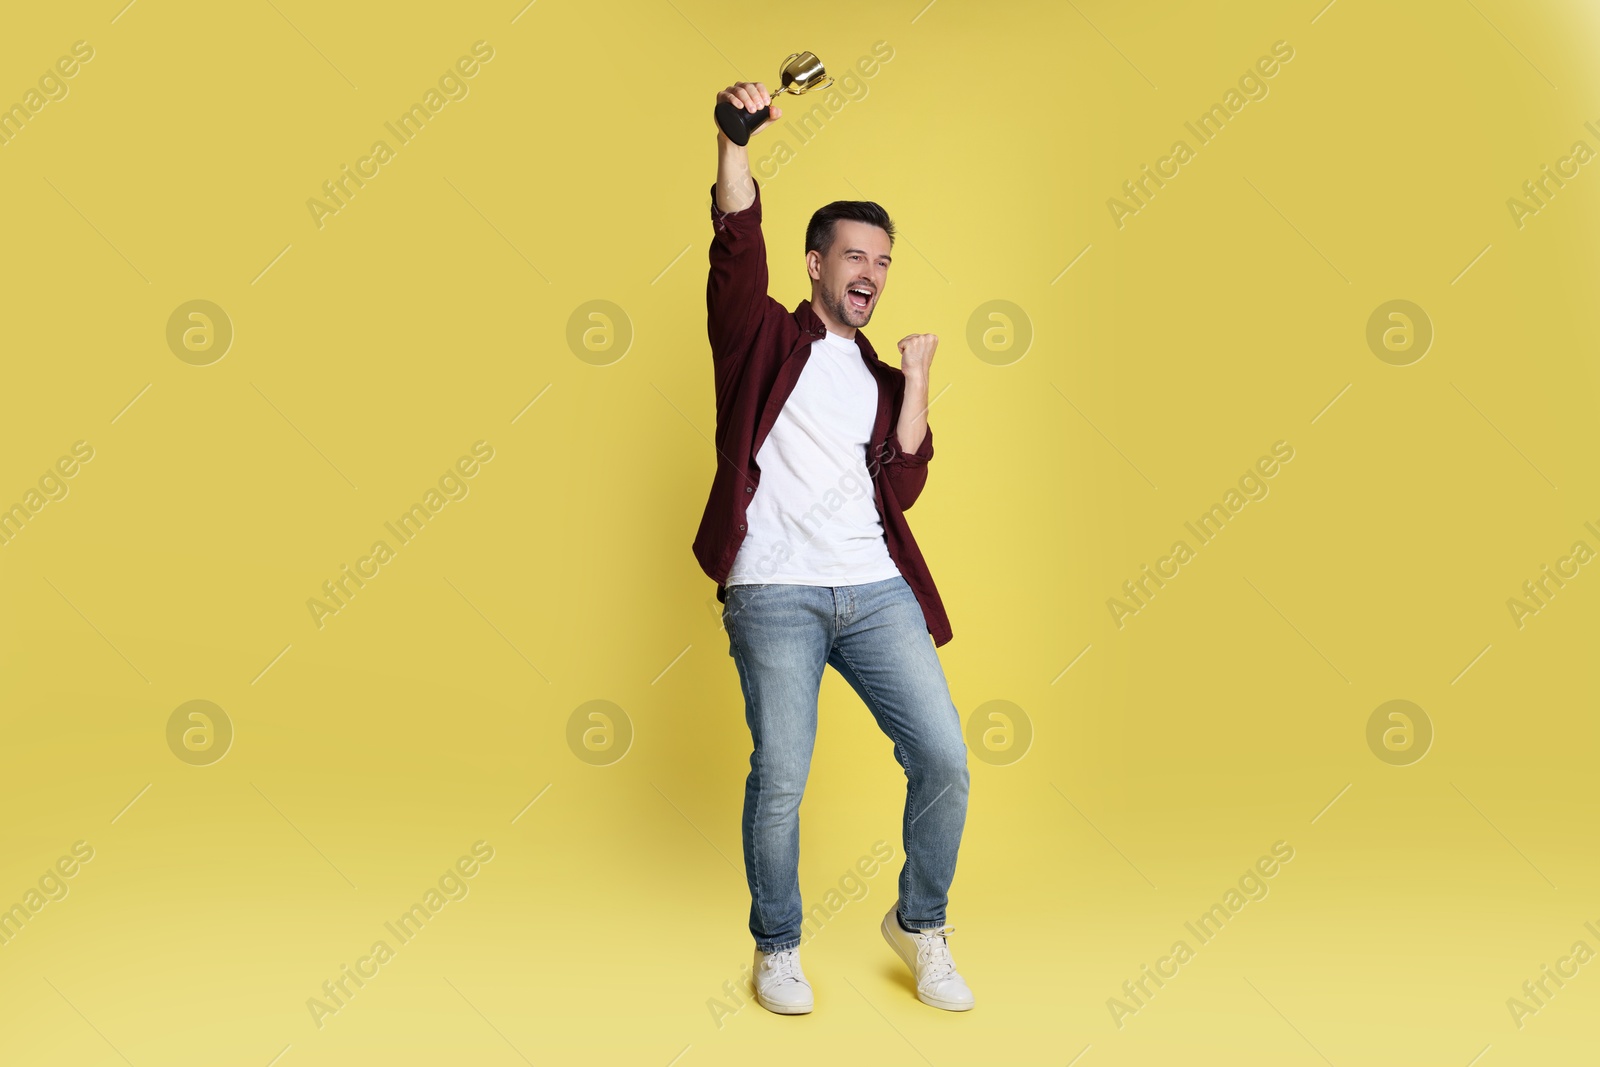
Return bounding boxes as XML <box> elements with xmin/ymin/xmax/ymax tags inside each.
<box><xmin>880</xmin><ymin>421</ymin><xmax>934</xmax><ymax>510</ymax></box>
<box><xmin>707</xmin><ymin>178</ymin><xmax>784</xmax><ymax>364</ymax></box>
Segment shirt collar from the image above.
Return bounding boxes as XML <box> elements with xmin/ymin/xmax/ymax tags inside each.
<box><xmin>795</xmin><ymin>298</ymin><xmax>881</xmax><ymax>365</ymax></box>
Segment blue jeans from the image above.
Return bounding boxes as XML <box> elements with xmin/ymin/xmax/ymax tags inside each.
<box><xmin>723</xmin><ymin>574</ymin><xmax>970</xmax><ymax>953</ymax></box>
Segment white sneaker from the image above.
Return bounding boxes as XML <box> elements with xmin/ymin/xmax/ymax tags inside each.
<box><xmin>880</xmin><ymin>905</ymin><xmax>975</xmax><ymax>1011</ymax></box>
<box><xmin>752</xmin><ymin>945</ymin><xmax>813</xmax><ymax>1014</ymax></box>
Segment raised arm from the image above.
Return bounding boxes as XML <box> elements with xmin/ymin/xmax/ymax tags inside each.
<box><xmin>714</xmin><ymin>81</ymin><xmax>781</xmax><ymax>211</ymax></box>
<box><xmin>707</xmin><ymin>83</ymin><xmax>785</xmax><ymax>364</ymax></box>
<box><xmin>882</xmin><ymin>334</ymin><xmax>937</xmax><ymax>509</ymax></box>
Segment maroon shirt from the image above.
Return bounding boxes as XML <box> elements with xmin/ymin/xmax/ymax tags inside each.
<box><xmin>692</xmin><ymin>178</ymin><xmax>952</xmax><ymax>647</ymax></box>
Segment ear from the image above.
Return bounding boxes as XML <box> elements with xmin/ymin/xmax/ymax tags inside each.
<box><xmin>806</xmin><ymin>249</ymin><xmax>821</xmax><ymax>282</ymax></box>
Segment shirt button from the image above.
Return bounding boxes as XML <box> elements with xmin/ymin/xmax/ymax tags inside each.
<box><xmin>738</xmin><ymin>524</ymin><xmax>745</xmax><ymax>530</ymax></box>
<box><xmin>745</xmin><ymin>486</ymin><xmax>753</xmax><ymax>493</ymax></box>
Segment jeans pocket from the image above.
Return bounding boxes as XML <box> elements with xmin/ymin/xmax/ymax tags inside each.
<box><xmin>723</xmin><ymin>584</ymin><xmax>767</xmax><ymax>654</ymax></box>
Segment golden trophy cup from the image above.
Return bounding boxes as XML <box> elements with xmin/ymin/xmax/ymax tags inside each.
<box><xmin>715</xmin><ymin>51</ymin><xmax>834</xmax><ymax>146</ymax></box>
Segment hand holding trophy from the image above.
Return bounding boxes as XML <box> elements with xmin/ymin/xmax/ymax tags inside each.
<box><xmin>715</xmin><ymin>51</ymin><xmax>834</xmax><ymax>146</ymax></box>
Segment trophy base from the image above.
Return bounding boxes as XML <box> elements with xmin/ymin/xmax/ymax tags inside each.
<box><xmin>715</xmin><ymin>99</ymin><xmax>773</xmax><ymax>147</ymax></box>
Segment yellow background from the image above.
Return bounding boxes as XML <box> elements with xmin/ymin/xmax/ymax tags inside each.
<box><xmin>1</xmin><ymin>0</ymin><xmax>1597</xmax><ymax>1063</ymax></box>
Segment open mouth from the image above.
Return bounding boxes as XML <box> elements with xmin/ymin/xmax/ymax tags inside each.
<box><xmin>847</xmin><ymin>286</ymin><xmax>873</xmax><ymax>312</ymax></box>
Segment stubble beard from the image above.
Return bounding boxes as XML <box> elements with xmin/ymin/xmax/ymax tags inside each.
<box><xmin>827</xmin><ymin>286</ymin><xmax>871</xmax><ymax>331</ymax></box>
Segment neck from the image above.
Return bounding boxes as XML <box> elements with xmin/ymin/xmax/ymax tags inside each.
<box><xmin>808</xmin><ymin>290</ymin><xmax>856</xmax><ymax>339</ymax></box>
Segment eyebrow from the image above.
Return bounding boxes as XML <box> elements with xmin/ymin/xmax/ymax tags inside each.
<box><xmin>842</xmin><ymin>247</ymin><xmax>891</xmax><ymax>263</ymax></box>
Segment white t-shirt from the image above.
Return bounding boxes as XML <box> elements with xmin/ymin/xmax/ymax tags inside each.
<box><xmin>725</xmin><ymin>329</ymin><xmax>902</xmax><ymax>587</ymax></box>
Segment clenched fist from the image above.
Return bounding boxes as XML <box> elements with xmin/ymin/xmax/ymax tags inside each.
<box><xmin>896</xmin><ymin>333</ymin><xmax>938</xmax><ymax>378</ymax></box>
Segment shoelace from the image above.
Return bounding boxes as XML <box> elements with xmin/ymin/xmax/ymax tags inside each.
<box><xmin>913</xmin><ymin>925</ymin><xmax>957</xmax><ymax>984</ymax></box>
<box><xmin>762</xmin><ymin>948</ymin><xmax>804</xmax><ymax>985</ymax></box>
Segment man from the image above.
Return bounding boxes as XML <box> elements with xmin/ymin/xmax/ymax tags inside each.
<box><xmin>692</xmin><ymin>79</ymin><xmax>974</xmax><ymax>1015</ymax></box>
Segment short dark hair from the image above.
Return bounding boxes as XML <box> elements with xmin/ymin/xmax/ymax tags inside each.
<box><xmin>805</xmin><ymin>200</ymin><xmax>895</xmax><ymax>257</ymax></box>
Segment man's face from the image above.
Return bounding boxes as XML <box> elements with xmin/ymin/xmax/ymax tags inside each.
<box><xmin>808</xmin><ymin>220</ymin><xmax>892</xmax><ymax>330</ymax></box>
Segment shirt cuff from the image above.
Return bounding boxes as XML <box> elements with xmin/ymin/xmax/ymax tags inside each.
<box><xmin>879</xmin><ymin>423</ymin><xmax>933</xmax><ymax>467</ymax></box>
<box><xmin>709</xmin><ymin>178</ymin><xmax>762</xmax><ymax>229</ymax></box>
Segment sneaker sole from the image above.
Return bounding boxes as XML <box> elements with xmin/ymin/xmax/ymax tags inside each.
<box><xmin>754</xmin><ymin>992</ymin><xmax>813</xmax><ymax>1015</ymax></box>
<box><xmin>879</xmin><ymin>912</ymin><xmax>976</xmax><ymax>1012</ymax></box>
